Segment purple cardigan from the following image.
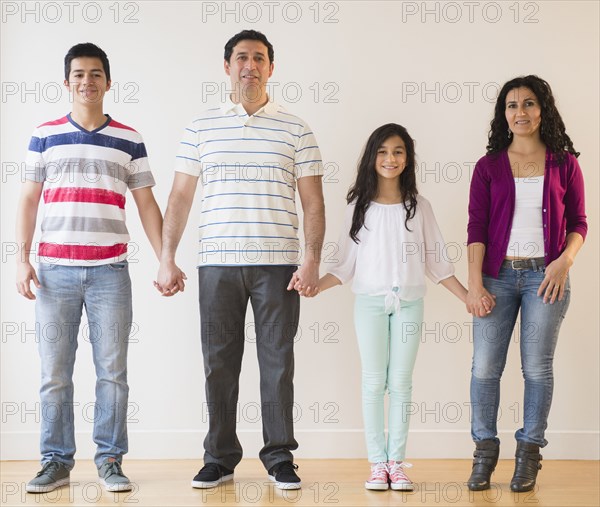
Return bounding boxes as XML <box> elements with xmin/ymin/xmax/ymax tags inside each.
<box><xmin>467</xmin><ymin>150</ymin><xmax>587</xmax><ymax>278</ymax></box>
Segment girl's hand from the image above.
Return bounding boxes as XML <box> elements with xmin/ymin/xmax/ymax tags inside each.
<box><xmin>481</xmin><ymin>295</ymin><xmax>494</xmax><ymax>314</ymax></box>
<box><xmin>537</xmin><ymin>255</ymin><xmax>572</xmax><ymax>304</ymax></box>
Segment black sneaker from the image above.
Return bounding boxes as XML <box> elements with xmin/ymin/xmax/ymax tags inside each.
<box><xmin>191</xmin><ymin>463</ymin><xmax>234</xmax><ymax>489</ymax></box>
<box><xmin>268</xmin><ymin>461</ymin><xmax>301</xmax><ymax>490</ymax></box>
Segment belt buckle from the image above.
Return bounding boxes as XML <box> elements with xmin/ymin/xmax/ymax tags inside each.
<box><xmin>511</xmin><ymin>259</ymin><xmax>524</xmax><ymax>270</ymax></box>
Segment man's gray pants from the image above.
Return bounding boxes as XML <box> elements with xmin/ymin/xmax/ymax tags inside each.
<box><xmin>198</xmin><ymin>265</ymin><xmax>300</xmax><ymax>471</ymax></box>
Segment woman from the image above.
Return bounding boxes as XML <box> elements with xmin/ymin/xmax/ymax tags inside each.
<box><xmin>465</xmin><ymin>75</ymin><xmax>587</xmax><ymax>492</ymax></box>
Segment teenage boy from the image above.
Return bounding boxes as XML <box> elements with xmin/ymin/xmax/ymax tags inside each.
<box><xmin>16</xmin><ymin>42</ymin><xmax>167</xmax><ymax>493</ymax></box>
<box><xmin>156</xmin><ymin>30</ymin><xmax>325</xmax><ymax>490</ymax></box>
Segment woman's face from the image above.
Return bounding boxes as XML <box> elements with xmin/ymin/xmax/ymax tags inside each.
<box><xmin>505</xmin><ymin>86</ymin><xmax>542</xmax><ymax>139</ymax></box>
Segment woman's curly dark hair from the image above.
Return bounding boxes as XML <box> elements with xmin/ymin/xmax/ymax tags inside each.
<box><xmin>487</xmin><ymin>75</ymin><xmax>579</xmax><ymax>162</ymax></box>
<box><xmin>346</xmin><ymin>123</ymin><xmax>418</xmax><ymax>243</ymax></box>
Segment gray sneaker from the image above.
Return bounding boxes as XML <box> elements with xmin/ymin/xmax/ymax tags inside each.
<box><xmin>98</xmin><ymin>458</ymin><xmax>132</xmax><ymax>492</ymax></box>
<box><xmin>26</xmin><ymin>461</ymin><xmax>70</xmax><ymax>493</ymax></box>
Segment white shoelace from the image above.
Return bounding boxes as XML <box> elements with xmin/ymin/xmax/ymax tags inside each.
<box><xmin>369</xmin><ymin>462</ymin><xmax>388</xmax><ymax>481</ymax></box>
<box><xmin>388</xmin><ymin>461</ymin><xmax>412</xmax><ymax>482</ymax></box>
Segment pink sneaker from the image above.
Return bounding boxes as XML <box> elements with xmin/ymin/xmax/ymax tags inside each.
<box><xmin>388</xmin><ymin>461</ymin><xmax>413</xmax><ymax>491</ymax></box>
<box><xmin>365</xmin><ymin>462</ymin><xmax>389</xmax><ymax>490</ymax></box>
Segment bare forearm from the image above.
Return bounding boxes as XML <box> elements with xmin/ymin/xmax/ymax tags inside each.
<box><xmin>16</xmin><ymin>184</ymin><xmax>42</xmax><ymax>264</ymax></box>
<box><xmin>467</xmin><ymin>242</ymin><xmax>486</xmax><ymax>288</ymax></box>
<box><xmin>303</xmin><ymin>203</ymin><xmax>325</xmax><ymax>264</ymax></box>
<box><xmin>560</xmin><ymin>232</ymin><xmax>584</xmax><ymax>265</ymax></box>
<box><xmin>440</xmin><ymin>275</ymin><xmax>468</xmax><ymax>303</ymax></box>
<box><xmin>161</xmin><ymin>191</ymin><xmax>194</xmax><ymax>262</ymax></box>
<box><xmin>138</xmin><ymin>203</ymin><xmax>163</xmax><ymax>260</ymax></box>
<box><xmin>317</xmin><ymin>273</ymin><xmax>342</xmax><ymax>293</ymax></box>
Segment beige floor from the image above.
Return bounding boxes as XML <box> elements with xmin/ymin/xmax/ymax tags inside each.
<box><xmin>1</xmin><ymin>459</ymin><xmax>599</xmax><ymax>507</ymax></box>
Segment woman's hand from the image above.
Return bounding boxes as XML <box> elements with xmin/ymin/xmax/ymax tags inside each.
<box><xmin>466</xmin><ymin>284</ymin><xmax>496</xmax><ymax>317</ymax></box>
<box><xmin>537</xmin><ymin>255</ymin><xmax>572</xmax><ymax>304</ymax></box>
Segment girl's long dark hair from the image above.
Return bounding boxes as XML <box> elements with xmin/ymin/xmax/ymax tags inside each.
<box><xmin>347</xmin><ymin>123</ymin><xmax>418</xmax><ymax>243</ymax></box>
<box><xmin>487</xmin><ymin>75</ymin><xmax>579</xmax><ymax>162</ymax></box>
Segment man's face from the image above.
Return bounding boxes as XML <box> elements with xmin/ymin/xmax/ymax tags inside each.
<box><xmin>224</xmin><ymin>40</ymin><xmax>273</xmax><ymax>103</ymax></box>
<box><xmin>64</xmin><ymin>57</ymin><xmax>111</xmax><ymax>106</ymax></box>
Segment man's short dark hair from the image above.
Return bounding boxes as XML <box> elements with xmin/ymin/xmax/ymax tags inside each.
<box><xmin>64</xmin><ymin>43</ymin><xmax>111</xmax><ymax>81</ymax></box>
<box><xmin>224</xmin><ymin>30</ymin><xmax>274</xmax><ymax>64</ymax></box>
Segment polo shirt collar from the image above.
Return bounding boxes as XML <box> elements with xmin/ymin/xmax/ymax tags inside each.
<box><xmin>220</xmin><ymin>95</ymin><xmax>279</xmax><ymax>116</ymax></box>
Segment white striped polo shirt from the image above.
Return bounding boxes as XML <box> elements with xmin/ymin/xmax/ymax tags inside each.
<box><xmin>175</xmin><ymin>99</ymin><xmax>323</xmax><ymax>267</ymax></box>
<box><xmin>25</xmin><ymin>114</ymin><xmax>155</xmax><ymax>265</ymax></box>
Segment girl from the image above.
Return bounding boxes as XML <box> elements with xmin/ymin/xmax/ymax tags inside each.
<box><xmin>314</xmin><ymin>123</ymin><xmax>480</xmax><ymax>490</ymax></box>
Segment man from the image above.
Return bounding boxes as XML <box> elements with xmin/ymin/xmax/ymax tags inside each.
<box><xmin>16</xmin><ymin>42</ymin><xmax>165</xmax><ymax>493</ymax></box>
<box><xmin>157</xmin><ymin>30</ymin><xmax>325</xmax><ymax>490</ymax></box>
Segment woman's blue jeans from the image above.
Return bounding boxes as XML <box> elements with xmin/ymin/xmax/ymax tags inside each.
<box><xmin>470</xmin><ymin>262</ymin><xmax>570</xmax><ymax>447</ymax></box>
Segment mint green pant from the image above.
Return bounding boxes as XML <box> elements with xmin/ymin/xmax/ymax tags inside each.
<box><xmin>354</xmin><ymin>294</ymin><xmax>424</xmax><ymax>463</ymax></box>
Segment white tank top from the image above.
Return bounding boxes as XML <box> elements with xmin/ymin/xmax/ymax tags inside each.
<box><xmin>507</xmin><ymin>176</ymin><xmax>545</xmax><ymax>258</ymax></box>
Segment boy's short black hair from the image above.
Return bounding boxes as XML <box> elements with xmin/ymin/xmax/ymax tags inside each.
<box><xmin>64</xmin><ymin>43</ymin><xmax>111</xmax><ymax>81</ymax></box>
<box><xmin>224</xmin><ymin>30</ymin><xmax>274</xmax><ymax>64</ymax></box>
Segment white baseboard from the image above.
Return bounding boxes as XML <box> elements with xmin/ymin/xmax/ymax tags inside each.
<box><xmin>2</xmin><ymin>429</ymin><xmax>598</xmax><ymax>461</ymax></box>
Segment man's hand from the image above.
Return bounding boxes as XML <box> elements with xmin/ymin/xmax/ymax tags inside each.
<box><xmin>155</xmin><ymin>260</ymin><xmax>187</xmax><ymax>297</ymax></box>
<box><xmin>16</xmin><ymin>262</ymin><xmax>41</xmax><ymax>300</ymax></box>
<box><xmin>287</xmin><ymin>261</ymin><xmax>319</xmax><ymax>297</ymax></box>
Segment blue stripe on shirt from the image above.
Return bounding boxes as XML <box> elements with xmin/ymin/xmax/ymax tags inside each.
<box><xmin>201</xmin><ymin>206</ymin><xmax>298</xmax><ymax>215</ymax></box>
<box><xmin>199</xmin><ymin>138</ymin><xmax>295</xmax><ymax>149</ymax></box>
<box><xmin>201</xmin><ymin>163</ymin><xmax>295</xmax><ymax>178</ymax></box>
<box><xmin>199</xmin><ymin>221</ymin><xmax>298</xmax><ymax>229</ymax></box>
<box><xmin>192</xmin><ymin>114</ymin><xmax>238</xmax><ymax>122</ymax></box>
<box><xmin>254</xmin><ymin>115</ymin><xmax>304</xmax><ymax>128</ymax></box>
<box><xmin>295</xmin><ymin>159</ymin><xmax>322</xmax><ymax>166</ymax></box>
<box><xmin>295</xmin><ymin>145</ymin><xmax>319</xmax><ymax>153</ymax></box>
<box><xmin>32</xmin><ymin>132</ymin><xmax>147</xmax><ymax>159</ymax></box>
<box><xmin>202</xmin><ymin>192</ymin><xmax>294</xmax><ymax>201</ymax></box>
<box><xmin>200</xmin><ymin>235</ymin><xmax>298</xmax><ymax>240</ymax></box>
<box><xmin>199</xmin><ymin>150</ymin><xmax>294</xmax><ymax>161</ymax></box>
<box><xmin>176</xmin><ymin>155</ymin><xmax>201</xmax><ymax>163</ymax></box>
<box><xmin>203</xmin><ymin>179</ymin><xmax>294</xmax><ymax>189</ymax></box>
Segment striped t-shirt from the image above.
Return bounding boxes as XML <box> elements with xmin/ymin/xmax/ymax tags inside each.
<box><xmin>175</xmin><ymin>99</ymin><xmax>323</xmax><ymax>267</ymax></box>
<box><xmin>25</xmin><ymin>114</ymin><xmax>155</xmax><ymax>266</ymax></box>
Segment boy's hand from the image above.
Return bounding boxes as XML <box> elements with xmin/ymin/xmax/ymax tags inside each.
<box><xmin>155</xmin><ymin>261</ymin><xmax>187</xmax><ymax>296</ymax></box>
<box><xmin>16</xmin><ymin>262</ymin><xmax>41</xmax><ymax>300</ymax></box>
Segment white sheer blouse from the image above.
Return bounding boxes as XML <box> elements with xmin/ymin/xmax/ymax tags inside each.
<box><xmin>327</xmin><ymin>196</ymin><xmax>455</xmax><ymax>307</ymax></box>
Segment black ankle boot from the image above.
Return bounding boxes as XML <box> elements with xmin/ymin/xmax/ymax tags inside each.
<box><xmin>467</xmin><ymin>439</ymin><xmax>500</xmax><ymax>491</ymax></box>
<box><xmin>510</xmin><ymin>441</ymin><xmax>542</xmax><ymax>492</ymax></box>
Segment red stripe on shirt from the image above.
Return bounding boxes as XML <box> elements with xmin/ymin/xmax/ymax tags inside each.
<box><xmin>39</xmin><ymin>242</ymin><xmax>127</xmax><ymax>261</ymax></box>
<box><xmin>39</xmin><ymin>117</ymin><xmax>69</xmax><ymax>127</ymax></box>
<box><xmin>109</xmin><ymin>119</ymin><xmax>136</xmax><ymax>132</ymax></box>
<box><xmin>44</xmin><ymin>187</ymin><xmax>126</xmax><ymax>209</ymax></box>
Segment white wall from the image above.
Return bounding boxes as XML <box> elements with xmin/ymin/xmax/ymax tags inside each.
<box><xmin>1</xmin><ymin>1</ymin><xmax>598</xmax><ymax>461</ymax></box>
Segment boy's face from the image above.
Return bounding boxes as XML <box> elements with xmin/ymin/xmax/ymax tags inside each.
<box><xmin>64</xmin><ymin>57</ymin><xmax>111</xmax><ymax>106</ymax></box>
<box><xmin>224</xmin><ymin>40</ymin><xmax>273</xmax><ymax>103</ymax></box>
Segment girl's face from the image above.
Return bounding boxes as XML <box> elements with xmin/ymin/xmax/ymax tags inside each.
<box><xmin>375</xmin><ymin>135</ymin><xmax>407</xmax><ymax>181</ymax></box>
<box><xmin>505</xmin><ymin>86</ymin><xmax>542</xmax><ymax>139</ymax></box>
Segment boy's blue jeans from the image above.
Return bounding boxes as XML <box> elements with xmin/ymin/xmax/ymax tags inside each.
<box><xmin>36</xmin><ymin>261</ymin><xmax>132</xmax><ymax>469</ymax></box>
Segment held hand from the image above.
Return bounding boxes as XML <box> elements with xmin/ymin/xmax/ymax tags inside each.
<box><xmin>537</xmin><ymin>256</ymin><xmax>571</xmax><ymax>304</ymax></box>
<box><xmin>155</xmin><ymin>260</ymin><xmax>187</xmax><ymax>297</ymax></box>
<box><xmin>466</xmin><ymin>285</ymin><xmax>496</xmax><ymax>317</ymax></box>
<box><xmin>16</xmin><ymin>262</ymin><xmax>41</xmax><ymax>300</ymax></box>
<box><xmin>287</xmin><ymin>262</ymin><xmax>320</xmax><ymax>297</ymax></box>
